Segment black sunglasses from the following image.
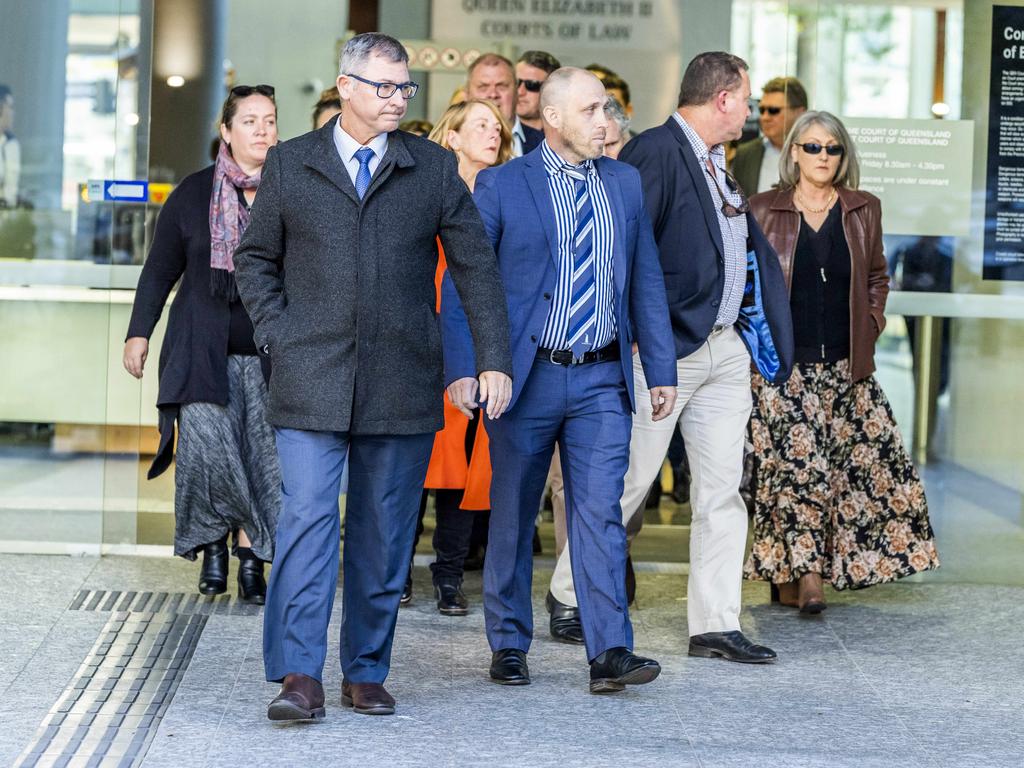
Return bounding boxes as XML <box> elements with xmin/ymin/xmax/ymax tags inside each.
<box><xmin>759</xmin><ymin>105</ymin><xmax>783</xmax><ymax>115</ymax></box>
<box><xmin>517</xmin><ymin>78</ymin><xmax>543</xmax><ymax>93</ymax></box>
<box><xmin>705</xmin><ymin>166</ymin><xmax>750</xmax><ymax>218</ymax></box>
<box><xmin>796</xmin><ymin>142</ymin><xmax>845</xmax><ymax>157</ymax></box>
<box><xmin>345</xmin><ymin>72</ymin><xmax>419</xmax><ymax>99</ymax></box>
<box><xmin>231</xmin><ymin>84</ymin><xmax>275</xmax><ymax>98</ymax></box>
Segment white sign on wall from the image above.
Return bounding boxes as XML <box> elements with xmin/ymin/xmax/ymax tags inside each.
<box><xmin>429</xmin><ymin>0</ymin><xmax>685</xmax><ymax>131</ymax></box>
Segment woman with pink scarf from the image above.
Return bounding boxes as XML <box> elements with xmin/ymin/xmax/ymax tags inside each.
<box><xmin>124</xmin><ymin>85</ymin><xmax>280</xmax><ymax>603</ymax></box>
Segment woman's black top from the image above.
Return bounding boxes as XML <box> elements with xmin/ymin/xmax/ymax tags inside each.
<box><xmin>228</xmin><ymin>186</ymin><xmax>257</xmax><ymax>355</ymax></box>
<box><xmin>790</xmin><ymin>204</ymin><xmax>851</xmax><ymax>364</ymax></box>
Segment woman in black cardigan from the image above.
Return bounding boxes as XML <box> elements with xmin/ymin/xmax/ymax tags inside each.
<box><xmin>124</xmin><ymin>85</ymin><xmax>280</xmax><ymax>602</ymax></box>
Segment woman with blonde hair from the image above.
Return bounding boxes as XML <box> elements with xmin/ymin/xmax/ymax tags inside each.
<box><xmin>402</xmin><ymin>99</ymin><xmax>512</xmax><ymax>615</ymax></box>
<box><xmin>745</xmin><ymin>111</ymin><xmax>939</xmax><ymax>613</ymax></box>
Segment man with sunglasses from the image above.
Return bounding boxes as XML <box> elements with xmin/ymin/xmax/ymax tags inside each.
<box><xmin>516</xmin><ymin>50</ymin><xmax>560</xmax><ymax>132</ymax></box>
<box><xmin>731</xmin><ymin>76</ymin><xmax>808</xmax><ymax>195</ymax></box>
<box><xmin>617</xmin><ymin>52</ymin><xmax>793</xmax><ymax>665</ymax></box>
<box><xmin>235</xmin><ymin>32</ymin><xmax>512</xmax><ymax>722</ymax></box>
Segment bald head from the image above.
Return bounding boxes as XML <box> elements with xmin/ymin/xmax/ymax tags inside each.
<box><xmin>540</xmin><ymin>67</ymin><xmax>600</xmax><ymax>112</ymax></box>
<box><xmin>539</xmin><ymin>67</ymin><xmax>608</xmax><ymax>165</ymax></box>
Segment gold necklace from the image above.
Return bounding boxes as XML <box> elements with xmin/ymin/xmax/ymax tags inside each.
<box><xmin>796</xmin><ymin>187</ymin><xmax>836</xmax><ymax>214</ymax></box>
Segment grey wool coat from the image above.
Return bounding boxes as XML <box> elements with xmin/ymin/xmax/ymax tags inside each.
<box><xmin>233</xmin><ymin>120</ymin><xmax>512</xmax><ymax>434</ymax></box>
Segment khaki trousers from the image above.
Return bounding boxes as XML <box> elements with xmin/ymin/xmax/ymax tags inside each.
<box><xmin>550</xmin><ymin>327</ymin><xmax>752</xmax><ymax>635</ymax></box>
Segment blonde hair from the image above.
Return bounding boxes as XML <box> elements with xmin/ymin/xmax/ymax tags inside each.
<box><xmin>427</xmin><ymin>99</ymin><xmax>513</xmax><ymax>167</ymax></box>
<box><xmin>778</xmin><ymin>110</ymin><xmax>860</xmax><ymax>190</ymax></box>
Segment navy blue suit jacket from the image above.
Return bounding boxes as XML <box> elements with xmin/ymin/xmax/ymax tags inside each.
<box><xmin>620</xmin><ymin>118</ymin><xmax>793</xmax><ymax>383</ymax></box>
<box><xmin>441</xmin><ymin>148</ymin><xmax>677</xmax><ymax>412</ymax></box>
<box><xmin>522</xmin><ymin>124</ymin><xmax>543</xmax><ymax>154</ymax></box>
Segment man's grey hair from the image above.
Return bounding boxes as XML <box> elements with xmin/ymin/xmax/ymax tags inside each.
<box><xmin>604</xmin><ymin>95</ymin><xmax>630</xmax><ymax>135</ymax></box>
<box><xmin>339</xmin><ymin>32</ymin><xmax>408</xmax><ymax>76</ymax></box>
<box><xmin>778</xmin><ymin>110</ymin><xmax>860</xmax><ymax>190</ymax></box>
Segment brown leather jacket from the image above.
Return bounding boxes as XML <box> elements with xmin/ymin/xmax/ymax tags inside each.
<box><xmin>748</xmin><ymin>186</ymin><xmax>889</xmax><ymax>382</ymax></box>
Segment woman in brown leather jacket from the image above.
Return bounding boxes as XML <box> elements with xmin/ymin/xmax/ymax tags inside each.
<box><xmin>744</xmin><ymin>111</ymin><xmax>939</xmax><ymax>613</ymax></box>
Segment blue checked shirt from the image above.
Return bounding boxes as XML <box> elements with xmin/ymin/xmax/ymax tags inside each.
<box><xmin>671</xmin><ymin>112</ymin><xmax>746</xmax><ymax>327</ymax></box>
<box><xmin>538</xmin><ymin>140</ymin><xmax>617</xmax><ymax>351</ymax></box>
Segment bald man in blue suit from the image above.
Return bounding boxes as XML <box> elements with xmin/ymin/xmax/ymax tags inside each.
<box><xmin>442</xmin><ymin>68</ymin><xmax>677</xmax><ymax>694</ymax></box>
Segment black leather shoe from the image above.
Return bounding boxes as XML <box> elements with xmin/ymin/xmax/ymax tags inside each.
<box><xmin>198</xmin><ymin>537</ymin><xmax>228</xmax><ymax>596</ymax></box>
<box><xmin>237</xmin><ymin>557</ymin><xmax>266</xmax><ymax>605</ymax></box>
<box><xmin>434</xmin><ymin>580</ymin><xmax>468</xmax><ymax>616</ymax></box>
<box><xmin>589</xmin><ymin>647</ymin><xmax>661</xmax><ymax>694</ymax></box>
<box><xmin>688</xmin><ymin>631</ymin><xmax>777</xmax><ymax>664</ymax></box>
<box><xmin>489</xmin><ymin>649</ymin><xmax>530</xmax><ymax>685</ymax></box>
<box><xmin>400</xmin><ymin>566</ymin><xmax>413</xmax><ymax>606</ymax></box>
<box><xmin>545</xmin><ymin>591</ymin><xmax>584</xmax><ymax>645</ymax></box>
<box><xmin>671</xmin><ymin>466</ymin><xmax>691</xmax><ymax>504</ymax></box>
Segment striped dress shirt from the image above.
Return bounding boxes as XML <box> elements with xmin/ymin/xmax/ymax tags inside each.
<box><xmin>671</xmin><ymin>112</ymin><xmax>747</xmax><ymax>327</ymax></box>
<box><xmin>538</xmin><ymin>140</ymin><xmax>616</xmax><ymax>352</ymax></box>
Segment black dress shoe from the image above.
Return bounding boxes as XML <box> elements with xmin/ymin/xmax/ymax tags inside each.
<box><xmin>237</xmin><ymin>557</ymin><xmax>266</xmax><ymax>605</ymax></box>
<box><xmin>671</xmin><ymin>467</ymin><xmax>691</xmax><ymax>504</ymax></box>
<box><xmin>489</xmin><ymin>649</ymin><xmax>530</xmax><ymax>685</ymax></box>
<box><xmin>400</xmin><ymin>566</ymin><xmax>413</xmax><ymax>606</ymax></box>
<box><xmin>198</xmin><ymin>536</ymin><xmax>228</xmax><ymax>596</ymax></box>
<box><xmin>545</xmin><ymin>591</ymin><xmax>584</xmax><ymax>645</ymax></box>
<box><xmin>435</xmin><ymin>580</ymin><xmax>468</xmax><ymax>616</ymax></box>
<box><xmin>589</xmin><ymin>647</ymin><xmax>661</xmax><ymax>694</ymax></box>
<box><xmin>688</xmin><ymin>631</ymin><xmax>777</xmax><ymax>664</ymax></box>
<box><xmin>267</xmin><ymin>673</ymin><xmax>325</xmax><ymax>721</ymax></box>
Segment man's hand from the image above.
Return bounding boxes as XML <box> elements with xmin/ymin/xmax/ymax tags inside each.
<box><xmin>446</xmin><ymin>377</ymin><xmax>478</xmax><ymax>418</ymax></box>
<box><xmin>649</xmin><ymin>386</ymin><xmax>677</xmax><ymax>422</ymax></box>
<box><xmin>123</xmin><ymin>337</ymin><xmax>149</xmax><ymax>379</ymax></box>
<box><xmin>478</xmin><ymin>370</ymin><xmax>512</xmax><ymax>420</ymax></box>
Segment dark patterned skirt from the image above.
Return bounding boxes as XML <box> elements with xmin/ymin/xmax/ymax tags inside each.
<box><xmin>744</xmin><ymin>359</ymin><xmax>940</xmax><ymax>590</ymax></box>
<box><xmin>174</xmin><ymin>355</ymin><xmax>281</xmax><ymax>561</ymax></box>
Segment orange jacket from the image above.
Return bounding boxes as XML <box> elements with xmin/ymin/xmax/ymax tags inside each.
<box><xmin>423</xmin><ymin>242</ymin><xmax>492</xmax><ymax>510</ymax></box>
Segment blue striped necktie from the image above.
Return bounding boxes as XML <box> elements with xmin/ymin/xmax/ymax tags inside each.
<box><xmin>354</xmin><ymin>146</ymin><xmax>374</xmax><ymax>199</ymax></box>
<box><xmin>562</xmin><ymin>164</ymin><xmax>596</xmax><ymax>357</ymax></box>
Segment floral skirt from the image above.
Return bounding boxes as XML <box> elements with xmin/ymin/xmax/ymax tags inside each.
<box><xmin>744</xmin><ymin>359</ymin><xmax>940</xmax><ymax>590</ymax></box>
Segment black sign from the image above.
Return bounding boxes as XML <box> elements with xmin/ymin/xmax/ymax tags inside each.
<box><xmin>984</xmin><ymin>5</ymin><xmax>1024</xmax><ymax>280</ymax></box>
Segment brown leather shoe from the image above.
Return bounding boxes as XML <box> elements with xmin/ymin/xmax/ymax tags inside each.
<box><xmin>798</xmin><ymin>572</ymin><xmax>827</xmax><ymax>614</ymax></box>
<box><xmin>267</xmin><ymin>673</ymin><xmax>325</xmax><ymax>721</ymax></box>
<box><xmin>341</xmin><ymin>680</ymin><xmax>395</xmax><ymax>715</ymax></box>
<box><xmin>774</xmin><ymin>581</ymin><xmax>799</xmax><ymax>608</ymax></box>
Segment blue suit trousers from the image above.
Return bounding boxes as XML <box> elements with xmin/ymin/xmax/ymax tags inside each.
<box><xmin>484</xmin><ymin>357</ymin><xmax>634</xmax><ymax>662</ymax></box>
<box><xmin>263</xmin><ymin>428</ymin><xmax>433</xmax><ymax>684</ymax></box>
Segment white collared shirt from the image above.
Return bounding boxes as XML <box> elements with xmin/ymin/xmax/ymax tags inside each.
<box><xmin>757</xmin><ymin>137</ymin><xmax>782</xmax><ymax>193</ymax></box>
<box><xmin>333</xmin><ymin>121</ymin><xmax>389</xmax><ymax>187</ymax></box>
<box><xmin>511</xmin><ymin>116</ymin><xmax>526</xmax><ymax>158</ymax></box>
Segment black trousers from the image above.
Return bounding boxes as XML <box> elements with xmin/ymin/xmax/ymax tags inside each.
<box><xmin>413</xmin><ymin>409</ymin><xmax>484</xmax><ymax>585</ymax></box>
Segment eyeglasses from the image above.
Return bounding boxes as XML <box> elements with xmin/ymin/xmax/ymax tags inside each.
<box><xmin>231</xmin><ymin>84</ymin><xmax>275</xmax><ymax>98</ymax></box>
<box><xmin>517</xmin><ymin>78</ymin><xmax>543</xmax><ymax>93</ymax></box>
<box><xmin>795</xmin><ymin>142</ymin><xmax>845</xmax><ymax>157</ymax></box>
<box><xmin>346</xmin><ymin>72</ymin><xmax>419</xmax><ymax>99</ymax></box>
<box><xmin>705</xmin><ymin>165</ymin><xmax>750</xmax><ymax>218</ymax></box>
<box><xmin>758</xmin><ymin>105</ymin><xmax>783</xmax><ymax>116</ymax></box>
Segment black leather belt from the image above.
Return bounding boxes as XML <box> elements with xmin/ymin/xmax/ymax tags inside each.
<box><xmin>536</xmin><ymin>342</ymin><xmax>620</xmax><ymax>366</ymax></box>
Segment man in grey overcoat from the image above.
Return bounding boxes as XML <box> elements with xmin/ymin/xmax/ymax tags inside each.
<box><xmin>234</xmin><ymin>33</ymin><xmax>512</xmax><ymax>721</ymax></box>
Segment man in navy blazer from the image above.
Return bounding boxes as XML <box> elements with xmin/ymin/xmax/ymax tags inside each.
<box><xmin>617</xmin><ymin>52</ymin><xmax>794</xmax><ymax>664</ymax></box>
<box><xmin>442</xmin><ymin>68</ymin><xmax>678</xmax><ymax>694</ymax></box>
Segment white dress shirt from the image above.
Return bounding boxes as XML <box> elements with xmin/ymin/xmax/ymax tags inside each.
<box><xmin>333</xmin><ymin>121</ymin><xmax>389</xmax><ymax>186</ymax></box>
<box><xmin>757</xmin><ymin>138</ymin><xmax>782</xmax><ymax>193</ymax></box>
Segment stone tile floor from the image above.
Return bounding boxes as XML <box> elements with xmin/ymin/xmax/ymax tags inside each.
<box><xmin>1</xmin><ymin>553</ymin><xmax>1022</xmax><ymax>767</ymax></box>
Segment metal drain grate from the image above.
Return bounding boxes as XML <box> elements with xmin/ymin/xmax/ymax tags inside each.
<box><xmin>15</xmin><ymin>611</ymin><xmax>207</xmax><ymax>767</ymax></box>
<box><xmin>69</xmin><ymin>589</ymin><xmax>263</xmax><ymax>616</ymax></box>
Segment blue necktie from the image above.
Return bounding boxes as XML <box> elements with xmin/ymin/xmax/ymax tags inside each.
<box><xmin>563</xmin><ymin>166</ymin><xmax>596</xmax><ymax>357</ymax></box>
<box><xmin>354</xmin><ymin>146</ymin><xmax>374</xmax><ymax>199</ymax></box>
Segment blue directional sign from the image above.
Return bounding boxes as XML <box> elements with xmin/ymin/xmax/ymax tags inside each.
<box><xmin>87</xmin><ymin>179</ymin><xmax>149</xmax><ymax>202</ymax></box>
